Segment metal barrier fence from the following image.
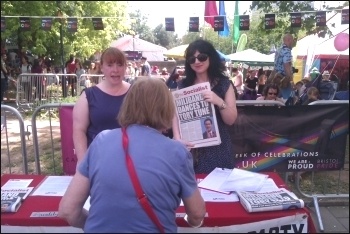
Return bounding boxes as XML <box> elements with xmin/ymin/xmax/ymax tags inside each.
<box><xmin>1</xmin><ymin>104</ymin><xmax>29</xmax><ymax>174</ymax></box>
<box><xmin>76</xmin><ymin>74</ymin><xmax>104</xmax><ymax>95</ymax></box>
<box><xmin>295</xmin><ymin>100</ymin><xmax>349</xmax><ymax>232</ymax></box>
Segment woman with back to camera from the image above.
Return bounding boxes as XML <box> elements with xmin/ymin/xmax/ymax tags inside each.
<box><xmin>172</xmin><ymin>39</ymin><xmax>238</xmax><ymax>174</ymax></box>
<box><xmin>73</xmin><ymin>47</ymin><xmax>131</xmax><ymax>165</ymax></box>
<box><xmin>59</xmin><ymin>78</ymin><xmax>206</xmax><ymax>232</ymax></box>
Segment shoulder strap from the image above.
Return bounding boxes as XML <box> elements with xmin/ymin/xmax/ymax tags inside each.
<box><xmin>121</xmin><ymin>128</ymin><xmax>165</xmax><ymax>233</ymax></box>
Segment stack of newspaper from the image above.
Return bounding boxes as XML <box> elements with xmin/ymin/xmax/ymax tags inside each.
<box><xmin>197</xmin><ymin>167</ymin><xmax>305</xmax><ymax>212</ymax></box>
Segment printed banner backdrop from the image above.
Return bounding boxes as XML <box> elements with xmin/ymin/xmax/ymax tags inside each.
<box><xmin>189</xmin><ymin>17</ymin><xmax>199</xmax><ymax>32</ymax></box>
<box><xmin>229</xmin><ymin>104</ymin><xmax>349</xmax><ymax>172</ymax></box>
<box><xmin>239</xmin><ymin>15</ymin><xmax>250</xmax><ymax>30</ymax></box>
<box><xmin>19</xmin><ymin>17</ymin><xmax>31</xmax><ymax>31</ymax></box>
<box><xmin>165</xmin><ymin>17</ymin><xmax>175</xmax><ymax>31</ymax></box>
<box><xmin>214</xmin><ymin>16</ymin><xmax>224</xmax><ymax>31</ymax></box>
<box><xmin>316</xmin><ymin>11</ymin><xmax>326</xmax><ymax>26</ymax></box>
<box><xmin>92</xmin><ymin>17</ymin><xmax>104</xmax><ymax>30</ymax></box>
<box><xmin>59</xmin><ymin>106</ymin><xmax>77</xmax><ymax>175</ymax></box>
<box><xmin>41</xmin><ymin>18</ymin><xmax>52</xmax><ymax>31</ymax></box>
<box><xmin>265</xmin><ymin>14</ymin><xmax>275</xmax><ymax>29</ymax></box>
<box><xmin>341</xmin><ymin>9</ymin><xmax>349</xmax><ymax>25</ymax></box>
<box><xmin>178</xmin><ymin>213</ymin><xmax>308</xmax><ymax>233</ymax></box>
<box><xmin>290</xmin><ymin>13</ymin><xmax>302</xmax><ymax>28</ymax></box>
<box><xmin>1</xmin><ymin>17</ymin><xmax>5</xmax><ymax>32</ymax></box>
<box><xmin>67</xmin><ymin>17</ymin><xmax>78</xmax><ymax>32</ymax></box>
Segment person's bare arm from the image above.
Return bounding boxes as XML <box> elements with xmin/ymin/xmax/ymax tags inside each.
<box><xmin>58</xmin><ymin>171</ymin><xmax>89</xmax><ymax>228</ymax></box>
<box><xmin>73</xmin><ymin>91</ymin><xmax>90</xmax><ymax>165</ymax></box>
<box><xmin>283</xmin><ymin>62</ymin><xmax>293</xmax><ymax>79</ymax></box>
<box><xmin>202</xmin><ymin>85</ymin><xmax>238</xmax><ymax>126</ymax></box>
<box><xmin>183</xmin><ymin>188</ymin><xmax>206</xmax><ymax>227</ymax></box>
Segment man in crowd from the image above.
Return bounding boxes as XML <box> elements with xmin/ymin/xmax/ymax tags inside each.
<box><xmin>140</xmin><ymin>56</ymin><xmax>150</xmax><ymax>76</ymax></box>
<box><xmin>269</xmin><ymin>33</ymin><xmax>295</xmax><ymax>100</ymax></box>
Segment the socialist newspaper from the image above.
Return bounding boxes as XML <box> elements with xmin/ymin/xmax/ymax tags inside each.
<box><xmin>237</xmin><ymin>188</ymin><xmax>305</xmax><ymax>213</ymax></box>
<box><xmin>172</xmin><ymin>82</ymin><xmax>221</xmax><ymax>148</ymax></box>
<box><xmin>1</xmin><ymin>187</ymin><xmax>33</xmax><ymax>212</ymax></box>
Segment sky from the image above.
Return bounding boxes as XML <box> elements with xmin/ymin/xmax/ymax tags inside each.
<box><xmin>127</xmin><ymin>1</ymin><xmax>347</xmax><ymax>37</ymax></box>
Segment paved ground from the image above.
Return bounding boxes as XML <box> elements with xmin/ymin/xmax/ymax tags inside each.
<box><xmin>309</xmin><ymin>205</ymin><xmax>349</xmax><ymax>233</ymax></box>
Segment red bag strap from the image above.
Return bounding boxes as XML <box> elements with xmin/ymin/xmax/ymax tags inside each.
<box><xmin>121</xmin><ymin>127</ymin><xmax>165</xmax><ymax>233</ymax></box>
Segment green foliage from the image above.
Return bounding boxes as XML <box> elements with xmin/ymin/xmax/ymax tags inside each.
<box><xmin>1</xmin><ymin>1</ymin><xmax>129</xmax><ymax>65</ymax></box>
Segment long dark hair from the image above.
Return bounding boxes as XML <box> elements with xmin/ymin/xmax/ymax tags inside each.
<box><xmin>182</xmin><ymin>39</ymin><xmax>227</xmax><ymax>88</ymax></box>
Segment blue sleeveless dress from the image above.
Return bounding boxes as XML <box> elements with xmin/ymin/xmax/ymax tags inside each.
<box><xmin>85</xmin><ymin>86</ymin><xmax>127</xmax><ymax>146</ymax></box>
<box><xmin>179</xmin><ymin>78</ymin><xmax>234</xmax><ymax>174</ymax></box>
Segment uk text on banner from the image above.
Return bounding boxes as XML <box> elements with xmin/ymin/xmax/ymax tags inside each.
<box><xmin>189</xmin><ymin>17</ymin><xmax>199</xmax><ymax>32</ymax></box>
<box><xmin>204</xmin><ymin>1</ymin><xmax>218</xmax><ymax>28</ymax></box>
<box><xmin>59</xmin><ymin>106</ymin><xmax>77</xmax><ymax>175</ymax></box>
<box><xmin>230</xmin><ymin>104</ymin><xmax>349</xmax><ymax>172</ymax></box>
<box><xmin>233</xmin><ymin>1</ymin><xmax>240</xmax><ymax>45</ymax></box>
<box><xmin>41</xmin><ymin>18</ymin><xmax>52</xmax><ymax>31</ymax></box>
<box><xmin>218</xmin><ymin>1</ymin><xmax>229</xmax><ymax>37</ymax></box>
<box><xmin>19</xmin><ymin>17</ymin><xmax>31</xmax><ymax>31</ymax></box>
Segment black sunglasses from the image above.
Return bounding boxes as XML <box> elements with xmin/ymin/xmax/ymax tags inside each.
<box><xmin>187</xmin><ymin>53</ymin><xmax>209</xmax><ymax>64</ymax></box>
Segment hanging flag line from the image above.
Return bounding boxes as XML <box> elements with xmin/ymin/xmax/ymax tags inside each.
<box><xmin>2</xmin><ymin>8</ymin><xmax>347</xmax><ymax>19</ymax></box>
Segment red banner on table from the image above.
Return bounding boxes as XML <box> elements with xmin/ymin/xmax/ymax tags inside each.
<box><xmin>230</xmin><ymin>104</ymin><xmax>349</xmax><ymax>172</ymax></box>
<box><xmin>59</xmin><ymin>106</ymin><xmax>77</xmax><ymax>175</ymax></box>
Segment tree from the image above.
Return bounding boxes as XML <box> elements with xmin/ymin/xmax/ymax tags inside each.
<box><xmin>128</xmin><ymin>10</ymin><xmax>155</xmax><ymax>43</ymax></box>
<box><xmin>1</xmin><ymin>1</ymin><xmax>129</xmax><ymax>65</ymax></box>
<box><xmin>152</xmin><ymin>24</ymin><xmax>180</xmax><ymax>49</ymax></box>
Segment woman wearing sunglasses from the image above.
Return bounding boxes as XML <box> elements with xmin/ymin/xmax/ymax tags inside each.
<box><xmin>172</xmin><ymin>39</ymin><xmax>238</xmax><ymax>174</ymax></box>
<box><xmin>256</xmin><ymin>83</ymin><xmax>284</xmax><ymax>104</ymax></box>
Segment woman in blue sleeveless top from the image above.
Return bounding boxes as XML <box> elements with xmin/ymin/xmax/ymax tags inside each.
<box><xmin>73</xmin><ymin>47</ymin><xmax>131</xmax><ymax>164</ymax></box>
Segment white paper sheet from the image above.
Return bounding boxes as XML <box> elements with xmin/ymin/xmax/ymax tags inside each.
<box><xmin>258</xmin><ymin>178</ymin><xmax>280</xmax><ymax>192</ymax></box>
<box><xmin>201</xmin><ymin>188</ymin><xmax>239</xmax><ymax>202</ymax></box>
<box><xmin>219</xmin><ymin>168</ymin><xmax>269</xmax><ymax>192</ymax></box>
<box><xmin>197</xmin><ymin>168</ymin><xmax>232</xmax><ymax>194</ymax></box>
<box><xmin>31</xmin><ymin>176</ymin><xmax>72</xmax><ymax>196</ymax></box>
<box><xmin>1</xmin><ymin>179</ymin><xmax>33</xmax><ymax>189</ymax></box>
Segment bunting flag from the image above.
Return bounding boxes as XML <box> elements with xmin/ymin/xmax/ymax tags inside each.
<box><xmin>239</xmin><ymin>15</ymin><xmax>250</xmax><ymax>30</ymax></box>
<box><xmin>19</xmin><ymin>17</ymin><xmax>31</xmax><ymax>31</ymax></box>
<box><xmin>92</xmin><ymin>17</ymin><xmax>104</xmax><ymax>30</ymax></box>
<box><xmin>67</xmin><ymin>17</ymin><xmax>78</xmax><ymax>32</ymax></box>
<box><xmin>1</xmin><ymin>17</ymin><xmax>5</xmax><ymax>32</ymax></box>
<box><xmin>265</xmin><ymin>14</ymin><xmax>276</xmax><ymax>29</ymax></box>
<box><xmin>214</xmin><ymin>16</ymin><xmax>224</xmax><ymax>31</ymax></box>
<box><xmin>218</xmin><ymin>1</ymin><xmax>229</xmax><ymax>37</ymax></box>
<box><xmin>41</xmin><ymin>18</ymin><xmax>52</xmax><ymax>31</ymax></box>
<box><xmin>290</xmin><ymin>13</ymin><xmax>302</xmax><ymax>28</ymax></box>
<box><xmin>165</xmin><ymin>17</ymin><xmax>175</xmax><ymax>31</ymax></box>
<box><xmin>316</xmin><ymin>11</ymin><xmax>326</xmax><ymax>26</ymax></box>
<box><xmin>341</xmin><ymin>9</ymin><xmax>349</xmax><ymax>24</ymax></box>
<box><xmin>204</xmin><ymin>1</ymin><xmax>218</xmax><ymax>28</ymax></box>
<box><xmin>233</xmin><ymin>1</ymin><xmax>240</xmax><ymax>45</ymax></box>
<box><xmin>189</xmin><ymin>17</ymin><xmax>199</xmax><ymax>32</ymax></box>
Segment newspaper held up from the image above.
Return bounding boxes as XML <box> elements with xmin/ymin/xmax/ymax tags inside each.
<box><xmin>237</xmin><ymin>188</ymin><xmax>305</xmax><ymax>213</ymax></box>
<box><xmin>172</xmin><ymin>82</ymin><xmax>221</xmax><ymax>148</ymax></box>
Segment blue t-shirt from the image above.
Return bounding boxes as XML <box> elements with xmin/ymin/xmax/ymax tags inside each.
<box><xmin>85</xmin><ymin>86</ymin><xmax>127</xmax><ymax>146</ymax></box>
<box><xmin>274</xmin><ymin>44</ymin><xmax>293</xmax><ymax>76</ymax></box>
<box><xmin>79</xmin><ymin>124</ymin><xmax>198</xmax><ymax>233</ymax></box>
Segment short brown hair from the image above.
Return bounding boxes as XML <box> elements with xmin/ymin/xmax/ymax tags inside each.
<box><xmin>118</xmin><ymin>78</ymin><xmax>175</xmax><ymax>130</ymax></box>
<box><xmin>100</xmin><ymin>47</ymin><xmax>127</xmax><ymax>66</ymax></box>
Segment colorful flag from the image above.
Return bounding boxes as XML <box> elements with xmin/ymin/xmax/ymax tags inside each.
<box><xmin>204</xmin><ymin>1</ymin><xmax>218</xmax><ymax>28</ymax></box>
<box><xmin>233</xmin><ymin>1</ymin><xmax>240</xmax><ymax>45</ymax></box>
<box><xmin>218</xmin><ymin>1</ymin><xmax>229</xmax><ymax>37</ymax></box>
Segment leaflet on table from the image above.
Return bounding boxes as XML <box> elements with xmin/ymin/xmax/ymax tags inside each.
<box><xmin>31</xmin><ymin>176</ymin><xmax>73</xmax><ymax>196</ymax></box>
<box><xmin>1</xmin><ymin>179</ymin><xmax>33</xmax><ymax>188</ymax></box>
<box><xmin>197</xmin><ymin>168</ymin><xmax>232</xmax><ymax>194</ymax></box>
<box><xmin>219</xmin><ymin>168</ymin><xmax>269</xmax><ymax>192</ymax></box>
<box><xmin>172</xmin><ymin>82</ymin><xmax>221</xmax><ymax>148</ymax></box>
<box><xmin>237</xmin><ymin>188</ymin><xmax>305</xmax><ymax>213</ymax></box>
